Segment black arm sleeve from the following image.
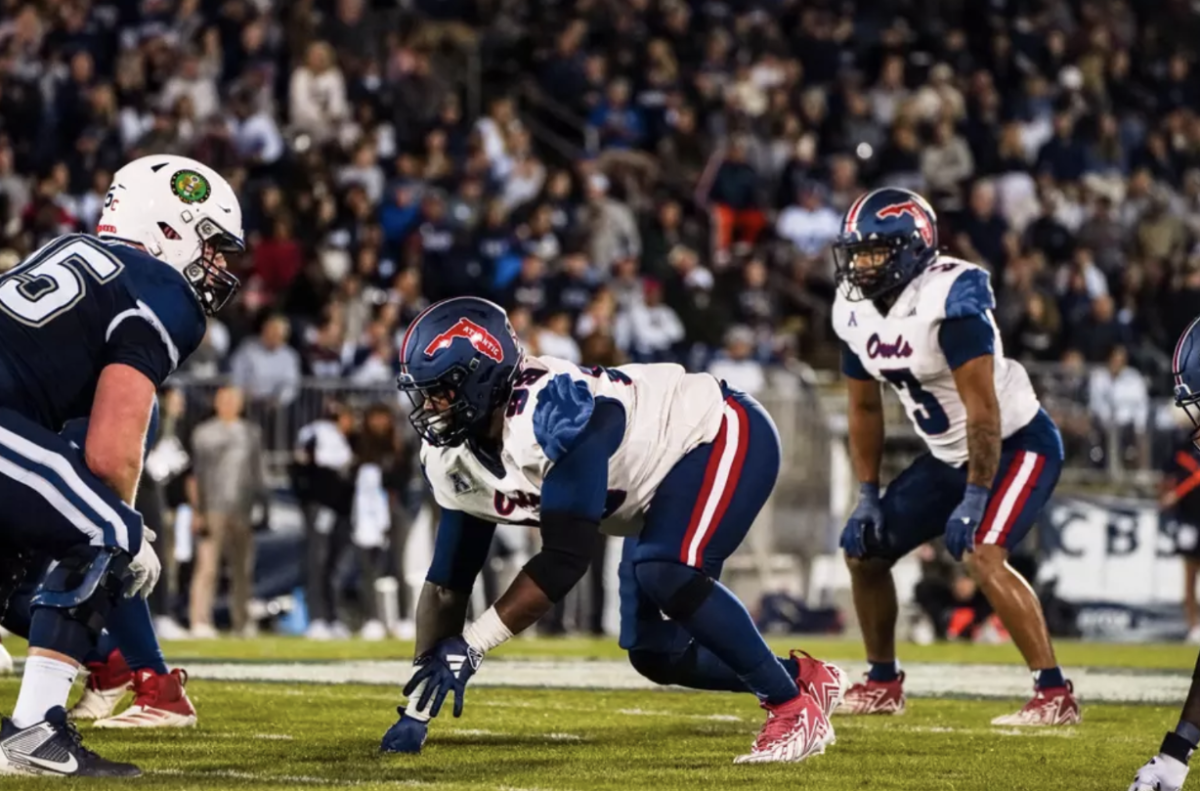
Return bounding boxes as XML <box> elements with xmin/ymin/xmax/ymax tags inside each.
<box><xmin>523</xmin><ymin>511</ymin><xmax>601</xmax><ymax>602</ymax></box>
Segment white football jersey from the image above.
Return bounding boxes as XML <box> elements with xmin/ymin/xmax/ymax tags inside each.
<box><xmin>832</xmin><ymin>256</ymin><xmax>1041</xmax><ymax>466</ymax></box>
<box><xmin>420</xmin><ymin>356</ymin><xmax>726</xmax><ymax>532</ymax></box>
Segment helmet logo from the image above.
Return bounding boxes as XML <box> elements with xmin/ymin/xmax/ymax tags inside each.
<box><xmin>875</xmin><ymin>201</ymin><xmax>934</xmax><ymax>246</ymax></box>
<box><xmin>170</xmin><ymin>170</ymin><xmax>211</xmax><ymax>204</ymax></box>
<box><xmin>424</xmin><ymin>318</ymin><xmax>504</xmax><ymax>362</ymax></box>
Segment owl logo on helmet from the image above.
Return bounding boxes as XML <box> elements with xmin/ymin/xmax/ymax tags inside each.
<box><xmin>833</xmin><ymin>187</ymin><xmax>939</xmax><ymax>302</ymax></box>
<box><xmin>96</xmin><ymin>155</ymin><xmax>244</xmax><ymax>315</ymax></box>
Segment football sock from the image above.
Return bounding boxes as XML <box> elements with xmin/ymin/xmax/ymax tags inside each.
<box><xmin>105</xmin><ymin>595</ymin><xmax>168</xmax><ymax>675</ymax></box>
<box><xmin>12</xmin><ymin>656</ymin><xmax>79</xmax><ymax>728</ymax></box>
<box><xmin>679</xmin><ymin>581</ymin><xmax>799</xmax><ymax>705</ymax></box>
<box><xmin>1033</xmin><ymin>666</ymin><xmax>1065</xmax><ymax>690</ymax></box>
<box><xmin>868</xmin><ymin>659</ymin><xmax>901</xmax><ymax>682</ymax></box>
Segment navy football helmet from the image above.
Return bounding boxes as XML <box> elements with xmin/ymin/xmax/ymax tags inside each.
<box><xmin>1173</xmin><ymin>315</ymin><xmax>1200</xmax><ymax>447</ymax></box>
<box><xmin>832</xmin><ymin>187</ymin><xmax>939</xmax><ymax>302</ymax></box>
<box><xmin>397</xmin><ymin>297</ymin><xmax>525</xmax><ymax>447</ymax></box>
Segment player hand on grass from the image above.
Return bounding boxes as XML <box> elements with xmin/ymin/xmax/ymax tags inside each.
<box><xmin>380</xmin><ymin>706</ymin><xmax>429</xmax><ymax>754</ymax></box>
<box><xmin>840</xmin><ymin>483</ymin><xmax>883</xmax><ymax>558</ymax></box>
<box><xmin>403</xmin><ymin>636</ymin><xmax>483</xmax><ymax>719</ymax></box>
<box><xmin>944</xmin><ymin>484</ymin><xmax>988</xmax><ymax>561</ymax></box>
<box><xmin>1129</xmin><ymin>754</ymin><xmax>1188</xmax><ymax>791</ymax></box>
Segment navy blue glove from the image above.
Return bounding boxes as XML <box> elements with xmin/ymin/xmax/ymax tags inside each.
<box><xmin>380</xmin><ymin>706</ymin><xmax>428</xmax><ymax>754</ymax></box>
<box><xmin>840</xmin><ymin>483</ymin><xmax>884</xmax><ymax>558</ymax></box>
<box><xmin>402</xmin><ymin>636</ymin><xmax>482</xmax><ymax>719</ymax></box>
<box><xmin>944</xmin><ymin>484</ymin><xmax>990</xmax><ymax>561</ymax></box>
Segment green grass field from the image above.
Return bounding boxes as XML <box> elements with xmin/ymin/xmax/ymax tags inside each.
<box><xmin>0</xmin><ymin>635</ymin><xmax>1191</xmax><ymax>790</ymax></box>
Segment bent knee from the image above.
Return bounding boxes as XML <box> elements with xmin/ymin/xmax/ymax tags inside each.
<box><xmin>845</xmin><ymin>554</ymin><xmax>895</xmax><ymax>578</ymax></box>
<box><xmin>628</xmin><ymin>649</ymin><xmax>680</xmax><ymax>686</ymax></box>
<box><xmin>964</xmin><ymin>543</ymin><xmax>1009</xmax><ymax>577</ymax></box>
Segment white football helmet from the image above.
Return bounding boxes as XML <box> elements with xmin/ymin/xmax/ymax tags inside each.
<box><xmin>97</xmin><ymin>154</ymin><xmax>244</xmax><ymax>315</ymax></box>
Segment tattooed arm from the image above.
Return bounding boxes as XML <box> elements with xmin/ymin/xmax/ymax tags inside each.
<box><xmin>952</xmin><ymin>353</ymin><xmax>1002</xmax><ymax>488</ymax></box>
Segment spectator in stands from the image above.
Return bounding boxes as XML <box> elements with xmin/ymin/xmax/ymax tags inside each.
<box><xmin>614</xmin><ymin>278</ymin><xmax>684</xmax><ymax>363</ymax></box>
<box><xmin>289</xmin><ymin>41</ymin><xmax>348</xmax><ymax>144</ymax></box>
<box><xmin>697</xmin><ymin>135</ymin><xmax>766</xmax><ymax>259</ymax></box>
<box><xmin>776</xmin><ymin>181</ymin><xmax>841</xmax><ymax>260</ymax></box>
<box><xmin>294</xmin><ymin>402</ymin><xmax>356</xmax><ymax>640</ymax></box>
<box><xmin>536</xmin><ymin>310</ymin><xmax>582</xmax><ymax>363</ymax></box>
<box><xmin>230</xmin><ymin>313</ymin><xmax>302</xmax><ymax>410</ymax></box>
<box><xmin>582</xmin><ymin>173</ymin><xmax>639</xmax><ymax>273</ymax></box>
<box><xmin>1089</xmin><ymin>344</ymin><xmax>1150</xmax><ymax>467</ymax></box>
<box><xmin>188</xmin><ymin>386</ymin><xmax>266</xmax><ymax>638</ymax></box>
<box><xmin>708</xmin><ymin>325</ymin><xmax>765</xmax><ymax>396</ymax></box>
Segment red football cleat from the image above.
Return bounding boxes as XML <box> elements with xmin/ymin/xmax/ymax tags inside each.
<box><xmin>70</xmin><ymin>650</ymin><xmax>134</xmax><ymax>721</ymax></box>
<box><xmin>990</xmin><ymin>682</ymin><xmax>1081</xmax><ymax>726</ymax></box>
<box><xmin>734</xmin><ymin>691</ymin><xmax>835</xmax><ymax>764</ymax></box>
<box><xmin>94</xmin><ymin>668</ymin><xmax>197</xmax><ymax>729</ymax></box>
<box><xmin>792</xmin><ymin>650</ymin><xmax>847</xmax><ymax>717</ymax></box>
<box><xmin>839</xmin><ymin>671</ymin><xmax>906</xmax><ymax>716</ymax></box>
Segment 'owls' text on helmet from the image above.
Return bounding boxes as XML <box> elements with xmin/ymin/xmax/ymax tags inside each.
<box><xmin>97</xmin><ymin>155</ymin><xmax>244</xmax><ymax>315</ymax></box>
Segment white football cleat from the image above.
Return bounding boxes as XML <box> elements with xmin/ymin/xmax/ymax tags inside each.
<box><xmin>306</xmin><ymin>619</ymin><xmax>333</xmax><ymax>640</ymax></box>
<box><xmin>153</xmin><ymin>616</ymin><xmax>190</xmax><ymax>641</ymax></box>
<box><xmin>94</xmin><ymin>668</ymin><xmax>197</xmax><ymax>729</ymax></box>
<box><xmin>360</xmin><ymin>620</ymin><xmax>388</xmax><ymax>641</ymax></box>
<box><xmin>734</xmin><ymin>692</ymin><xmax>835</xmax><ymax>764</ymax></box>
<box><xmin>0</xmin><ymin>639</ymin><xmax>13</xmax><ymax>676</ymax></box>
<box><xmin>70</xmin><ymin>650</ymin><xmax>134</xmax><ymax>721</ymax></box>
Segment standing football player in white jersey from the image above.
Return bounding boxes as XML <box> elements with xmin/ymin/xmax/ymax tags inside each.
<box><xmin>379</xmin><ymin>296</ymin><xmax>846</xmax><ymax>764</ymax></box>
<box><xmin>829</xmin><ymin>187</ymin><xmax>1080</xmax><ymax>725</ymax></box>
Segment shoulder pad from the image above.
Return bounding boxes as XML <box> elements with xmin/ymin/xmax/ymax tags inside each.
<box><xmin>533</xmin><ymin>373</ymin><xmax>595</xmax><ymax>462</ymax></box>
<box><xmin>120</xmin><ymin>252</ymin><xmax>207</xmax><ymax>361</ymax></box>
<box><xmin>913</xmin><ymin>259</ymin><xmax>995</xmax><ymax>320</ymax></box>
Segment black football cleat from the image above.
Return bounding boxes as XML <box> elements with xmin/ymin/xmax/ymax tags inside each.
<box><xmin>0</xmin><ymin>706</ymin><xmax>141</xmax><ymax>777</ymax></box>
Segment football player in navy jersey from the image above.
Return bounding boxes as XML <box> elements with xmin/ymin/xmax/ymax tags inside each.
<box><xmin>0</xmin><ymin>154</ymin><xmax>242</xmax><ymax>777</ymax></box>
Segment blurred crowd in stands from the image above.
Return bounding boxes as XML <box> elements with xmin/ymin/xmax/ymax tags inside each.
<box><xmin>2</xmin><ymin>0</ymin><xmax>1200</xmax><ymax>450</ymax></box>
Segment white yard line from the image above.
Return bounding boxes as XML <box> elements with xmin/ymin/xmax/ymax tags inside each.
<box><xmin>161</xmin><ymin>659</ymin><xmax>1188</xmax><ymax>705</ymax></box>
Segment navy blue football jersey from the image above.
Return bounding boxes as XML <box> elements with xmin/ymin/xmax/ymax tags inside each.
<box><xmin>0</xmin><ymin>234</ymin><xmax>206</xmax><ymax>430</ymax></box>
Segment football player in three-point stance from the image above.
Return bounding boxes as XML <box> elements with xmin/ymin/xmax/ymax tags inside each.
<box><xmin>380</xmin><ymin>296</ymin><xmax>846</xmax><ymax>764</ymax></box>
<box><xmin>1127</xmin><ymin>318</ymin><xmax>1200</xmax><ymax>791</ymax></box>
<box><xmin>830</xmin><ymin>187</ymin><xmax>1080</xmax><ymax>725</ymax></box>
<box><xmin>0</xmin><ymin>154</ymin><xmax>242</xmax><ymax>777</ymax></box>
<box><xmin>0</xmin><ymin>405</ymin><xmax>198</xmax><ymax>731</ymax></box>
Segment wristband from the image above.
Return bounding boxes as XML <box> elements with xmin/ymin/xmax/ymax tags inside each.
<box><xmin>1161</xmin><ymin>731</ymin><xmax>1196</xmax><ymax>765</ymax></box>
<box><xmin>463</xmin><ymin>606</ymin><xmax>513</xmax><ymax>654</ymax></box>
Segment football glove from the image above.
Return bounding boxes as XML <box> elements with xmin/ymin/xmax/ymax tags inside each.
<box><xmin>840</xmin><ymin>483</ymin><xmax>884</xmax><ymax>558</ymax></box>
<box><xmin>403</xmin><ymin>636</ymin><xmax>482</xmax><ymax>719</ymax></box>
<box><xmin>944</xmin><ymin>484</ymin><xmax>989</xmax><ymax>561</ymax></box>
<box><xmin>380</xmin><ymin>706</ymin><xmax>429</xmax><ymax>754</ymax></box>
<box><xmin>1129</xmin><ymin>755</ymin><xmax>1189</xmax><ymax>791</ymax></box>
<box><xmin>128</xmin><ymin>528</ymin><xmax>160</xmax><ymax>599</ymax></box>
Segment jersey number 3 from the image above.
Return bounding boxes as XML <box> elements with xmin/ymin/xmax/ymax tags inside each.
<box><xmin>0</xmin><ymin>238</ymin><xmax>123</xmax><ymax>326</ymax></box>
<box><xmin>880</xmin><ymin>368</ymin><xmax>949</xmax><ymax>435</ymax></box>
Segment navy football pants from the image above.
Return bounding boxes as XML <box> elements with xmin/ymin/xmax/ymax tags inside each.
<box><xmin>618</xmin><ymin>387</ymin><xmax>780</xmax><ymax>650</ymax></box>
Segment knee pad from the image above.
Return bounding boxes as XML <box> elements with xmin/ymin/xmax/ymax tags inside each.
<box><xmin>633</xmin><ymin>560</ymin><xmax>715</xmax><ymax>622</ymax></box>
<box><xmin>31</xmin><ymin>545</ymin><xmax>133</xmax><ymax>637</ymax></box>
<box><xmin>628</xmin><ymin>644</ymin><xmax>697</xmax><ymax>686</ymax></box>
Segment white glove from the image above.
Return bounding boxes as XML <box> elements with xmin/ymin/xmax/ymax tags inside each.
<box><xmin>1130</xmin><ymin>755</ymin><xmax>1189</xmax><ymax>791</ymax></box>
<box><xmin>128</xmin><ymin>528</ymin><xmax>161</xmax><ymax>599</ymax></box>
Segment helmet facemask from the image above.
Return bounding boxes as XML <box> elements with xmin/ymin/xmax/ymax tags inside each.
<box><xmin>182</xmin><ymin>216</ymin><xmax>243</xmax><ymax>315</ymax></box>
<box><xmin>833</xmin><ymin>236</ymin><xmax>911</xmax><ymax>302</ymax></box>
<box><xmin>398</xmin><ymin>365</ymin><xmax>480</xmax><ymax>448</ymax></box>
